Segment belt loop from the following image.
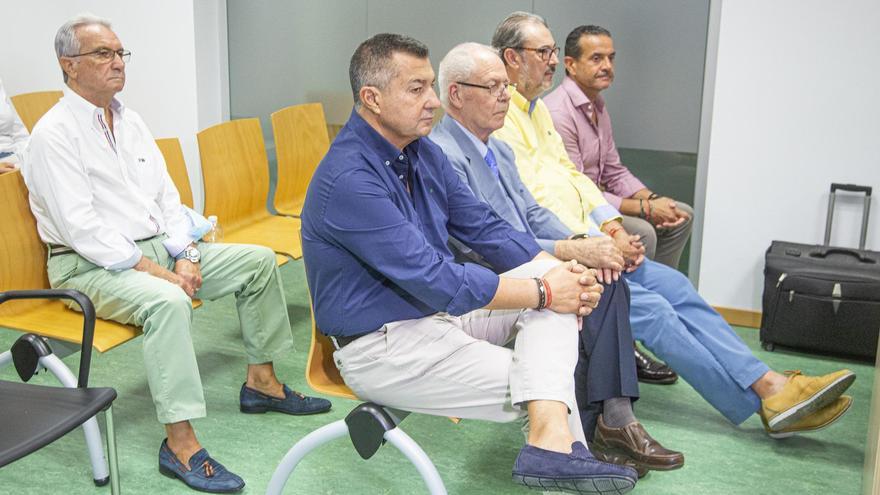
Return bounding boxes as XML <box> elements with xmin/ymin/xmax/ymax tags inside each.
<box><xmin>329</xmin><ymin>336</ymin><xmax>342</xmax><ymax>351</ymax></box>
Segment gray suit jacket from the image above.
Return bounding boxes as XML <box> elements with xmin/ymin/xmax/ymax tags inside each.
<box><xmin>429</xmin><ymin>115</ymin><xmax>572</xmax><ymax>262</ymax></box>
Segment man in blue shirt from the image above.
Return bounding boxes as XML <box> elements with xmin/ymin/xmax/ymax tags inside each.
<box><xmin>301</xmin><ymin>33</ymin><xmax>638</xmax><ymax>493</ymax></box>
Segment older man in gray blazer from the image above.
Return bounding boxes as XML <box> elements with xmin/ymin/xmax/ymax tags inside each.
<box><xmin>429</xmin><ymin>42</ymin><xmax>684</xmax><ymax>476</ymax></box>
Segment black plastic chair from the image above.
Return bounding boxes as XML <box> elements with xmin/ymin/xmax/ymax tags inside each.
<box><xmin>0</xmin><ymin>289</ymin><xmax>120</xmax><ymax>494</ymax></box>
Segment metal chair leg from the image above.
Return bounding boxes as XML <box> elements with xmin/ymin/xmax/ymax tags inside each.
<box><xmin>39</xmin><ymin>353</ymin><xmax>110</xmax><ymax>484</ymax></box>
<box><xmin>265</xmin><ymin>418</ymin><xmax>447</xmax><ymax>495</ymax></box>
<box><xmin>266</xmin><ymin>420</ymin><xmax>349</xmax><ymax>495</ymax></box>
<box><xmin>105</xmin><ymin>405</ymin><xmax>120</xmax><ymax>495</ymax></box>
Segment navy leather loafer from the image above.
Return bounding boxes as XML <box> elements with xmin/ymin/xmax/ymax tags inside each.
<box><xmin>158</xmin><ymin>439</ymin><xmax>245</xmax><ymax>493</ymax></box>
<box><xmin>512</xmin><ymin>441</ymin><xmax>637</xmax><ymax>494</ymax></box>
<box><xmin>239</xmin><ymin>383</ymin><xmax>332</xmax><ymax>415</ymax></box>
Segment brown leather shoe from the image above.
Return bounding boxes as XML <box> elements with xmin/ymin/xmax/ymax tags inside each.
<box><xmin>590</xmin><ymin>444</ymin><xmax>650</xmax><ymax>478</ymax></box>
<box><xmin>594</xmin><ymin>415</ymin><xmax>684</xmax><ymax>471</ymax></box>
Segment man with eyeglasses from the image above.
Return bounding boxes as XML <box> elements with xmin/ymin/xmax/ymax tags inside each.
<box><xmin>544</xmin><ymin>25</ymin><xmax>693</xmax><ymax>271</ymax></box>
<box><xmin>429</xmin><ymin>41</ymin><xmax>684</xmax><ymax>477</ymax></box>
<box><xmin>491</xmin><ymin>13</ymin><xmax>677</xmax><ymax>388</ymax></box>
<box><xmin>491</xmin><ymin>11</ymin><xmax>855</xmax><ymax>446</ymax></box>
<box><xmin>302</xmin><ymin>33</ymin><xmax>640</xmax><ymax>493</ymax></box>
<box><xmin>23</xmin><ymin>14</ymin><xmax>331</xmax><ymax>493</ymax></box>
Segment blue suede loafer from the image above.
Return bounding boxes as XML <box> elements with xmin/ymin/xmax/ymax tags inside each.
<box><xmin>239</xmin><ymin>383</ymin><xmax>332</xmax><ymax>415</ymax></box>
<box><xmin>512</xmin><ymin>441</ymin><xmax>637</xmax><ymax>495</ymax></box>
<box><xmin>158</xmin><ymin>439</ymin><xmax>245</xmax><ymax>493</ymax></box>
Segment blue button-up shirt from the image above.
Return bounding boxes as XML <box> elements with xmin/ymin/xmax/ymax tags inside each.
<box><xmin>301</xmin><ymin>110</ymin><xmax>542</xmax><ymax>337</ymax></box>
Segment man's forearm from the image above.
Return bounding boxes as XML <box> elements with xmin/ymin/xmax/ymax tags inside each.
<box><xmin>553</xmin><ymin>239</ymin><xmax>581</xmax><ymax>265</ymax></box>
<box><xmin>133</xmin><ymin>255</ymin><xmax>177</xmax><ymax>283</ymax></box>
<box><xmin>485</xmin><ymin>277</ymin><xmax>542</xmax><ymax>310</ymax></box>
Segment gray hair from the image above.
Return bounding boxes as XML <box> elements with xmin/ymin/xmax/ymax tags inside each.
<box><xmin>491</xmin><ymin>11</ymin><xmax>549</xmax><ymax>66</ymax></box>
<box><xmin>349</xmin><ymin>33</ymin><xmax>430</xmax><ymax>108</ymax></box>
<box><xmin>55</xmin><ymin>13</ymin><xmax>113</xmax><ymax>82</ymax></box>
<box><xmin>438</xmin><ymin>43</ymin><xmax>500</xmax><ymax>106</ymax></box>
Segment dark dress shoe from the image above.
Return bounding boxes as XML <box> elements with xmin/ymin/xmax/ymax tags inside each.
<box><xmin>634</xmin><ymin>345</ymin><xmax>678</xmax><ymax>384</ymax></box>
<box><xmin>512</xmin><ymin>441</ymin><xmax>637</xmax><ymax>494</ymax></box>
<box><xmin>158</xmin><ymin>439</ymin><xmax>245</xmax><ymax>493</ymax></box>
<box><xmin>589</xmin><ymin>445</ymin><xmax>650</xmax><ymax>478</ymax></box>
<box><xmin>239</xmin><ymin>384</ymin><xmax>332</xmax><ymax>415</ymax></box>
<box><xmin>593</xmin><ymin>415</ymin><xmax>684</xmax><ymax>471</ymax></box>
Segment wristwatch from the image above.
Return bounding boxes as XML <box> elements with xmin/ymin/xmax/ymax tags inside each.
<box><xmin>179</xmin><ymin>245</ymin><xmax>201</xmax><ymax>264</ymax></box>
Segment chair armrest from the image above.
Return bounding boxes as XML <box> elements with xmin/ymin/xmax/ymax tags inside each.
<box><xmin>0</xmin><ymin>289</ymin><xmax>96</xmax><ymax>387</ymax></box>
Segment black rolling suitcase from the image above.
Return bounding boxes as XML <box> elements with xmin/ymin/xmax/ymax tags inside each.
<box><xmin>760</xmin><ymin>183</ymin><xmax>880</xmax><ymax>360</ymax></box>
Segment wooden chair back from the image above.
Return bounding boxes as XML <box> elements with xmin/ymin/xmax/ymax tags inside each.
<box><xmin>10</xmin><ymin>91</ymin><xmax>63</xmax><ymax>133</ymax></box>
<box><xmin>155</xmin><ymin>138</ymin><xmax>194</xmax><ymax>208</ymax></box>
<box><xmin>0</xmin><ymin>170</ymin><xmax>50</xmax><ymax>316</ymax></box>
<box><xmin>270</xmin><ymin>103</ymin><xmax>330</xmax><ymax>216</ymax></box>
<box><xmin>300</xmin><ymin>231</ymin><xmax>356</xmax><ymax>400</ymax></box>
<box><xmin>197</xmin><ymin>119</ymin><xmax>271</xmax><ymax>231</ymax></box>
<box><xmin>306</xmin><ymin>317</ymin><xmax>358</xmax><ymax>401</ymax></box>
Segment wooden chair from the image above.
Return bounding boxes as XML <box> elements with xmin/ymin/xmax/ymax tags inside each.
<box><xmin>0</xmin><ymin>169</ymin><xmax>209</xmax><ymax>485</ymax></box>
<box><xmin>270</xmin><ymin>103</ymin><xmax>330</xmax><ymax>217</ymax></box>
<box><xmin>197</xmin><ymin>118</ymin><xmax>300</xmax><ymax>261</ymax></box>
<box><xmin>0</xmin><ymin>170</ymin><xmax>143</xmax><ymax>353</ymax></box>
<box><xmin>10</xmin><ymin>91</ymin><xmax>63</xmax><ymax>133</ymax></box>
<box><xmin>266</xmin><ymin>249</ymin><xmax>448</xmax><ymax>494</ymax></box>
<box><xmin>155</xmin><ymin>138</ymin><xmax>194</xmax><ymax>209</ymax></box>
<box><xmin>0</xmin><ymin>169</ymin><xmax>129</xmax><ymax>486</ymax></box>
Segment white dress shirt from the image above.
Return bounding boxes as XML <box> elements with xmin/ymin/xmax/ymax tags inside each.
<box><xmin>0</xmin><ymin>78</ymin><xmax>30</xmax><ymax>164</ymax></box>
<box><xmin>24</xmin><ymin>87</ymin><xmax>195</xmax><ymax>270</ymax></box>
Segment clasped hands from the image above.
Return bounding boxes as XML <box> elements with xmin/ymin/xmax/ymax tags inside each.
<box><xmin>173</xmin><ymin>260</ymin><xmax>202</xmax><ymax>298</ymax></box>
<box><xmin>649</xmin><ymin>197</ymin><xmax>689</xmax><ymax>228</ymax></box>
<box><xmin>133</xmin><ymin>255</ymin><xmax>202</xmax><ymax>298</ymax></box>
<box><xmin>542</xmin><ymin>260</ymin><xmax>603</xmax><ymax>317</ymax></box>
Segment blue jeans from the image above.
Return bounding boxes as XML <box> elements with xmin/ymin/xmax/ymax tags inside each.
<box><xmin>625</xmin><ymin>260</ymin><xmax>770</xmax><ymax>424</ymax></box>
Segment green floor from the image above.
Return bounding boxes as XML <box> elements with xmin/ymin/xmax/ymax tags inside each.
<box><xmin>0</xmin><ymin>260</ymin><xmax>874</xmax><ymax>494</ymax></box>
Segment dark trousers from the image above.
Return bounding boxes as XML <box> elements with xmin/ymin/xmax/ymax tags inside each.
<box><xmin>574</xmin><ymin>278</ymin><xmax>639</xmax><ymax>441</ymax></box>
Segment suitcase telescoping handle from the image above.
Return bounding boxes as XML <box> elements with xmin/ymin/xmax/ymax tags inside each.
<box><xmin>823</xmin><ymin>182</ymin><xmax>872</xmax><ymax>249</ymax></box>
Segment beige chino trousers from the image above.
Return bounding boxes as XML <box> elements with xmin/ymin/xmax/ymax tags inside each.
<box><xmin>333</xmin><ymin>259</ymin><xmax>586</xmax><ymax>444</ymax></box>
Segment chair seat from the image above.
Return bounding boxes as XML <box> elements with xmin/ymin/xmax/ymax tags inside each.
<box><xmin>274</xmin><ymin>199</ymin><xmax>306</xmax><ymax>218</ymax></box>
<box><xmin>0</xmin><ymin>380</ymin><xmax>116</xmax><ymax>467</ymax></box>
<box><xmin>0</xmin><ymin>299</ymin><xmax>202</xmax><ymax>353</ymax></box>
<box><xmin>224</xmin><ymin>215</ymin><xmax>301</xmax><ymax>260</ymax></box>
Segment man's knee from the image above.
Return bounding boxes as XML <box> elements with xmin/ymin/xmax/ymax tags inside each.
<box><xmin>501</xmin><ymin>258</ymin><xmax>561</xmax><ymax>279</ymax></box>
<box><xmin>140</xmin><ymin>285</ymin><xmax>193</xmax><ymax>326</ymax></box>
<box><xmin>232</xmin><ymin>244</ymin><xmax>277</xmax><ymax>276</ymax></box>
<box><xmin>630</xmin><ymin>294</ymin><xmax>678</xmax><ymax>344</ymax></box>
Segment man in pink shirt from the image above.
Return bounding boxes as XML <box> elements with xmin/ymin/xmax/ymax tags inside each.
<box><xmin>545</xmin><ymin>25</ymin><xmax>693</xmax><ymax>270</ymax></box>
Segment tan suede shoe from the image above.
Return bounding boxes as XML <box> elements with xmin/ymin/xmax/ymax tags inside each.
<box><xmin>761</xmin><ymin>395</ymin><xmax>853</xmax><ymax>439</ymax></box>
<box><xmin>760</xmin><ymin>369</ymin><xmax>855</xmax><ymax>431</ymax></box>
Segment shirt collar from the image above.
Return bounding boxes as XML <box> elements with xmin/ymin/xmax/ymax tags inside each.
<box><xmin>562</xmin><ymin>76</ymin><xmax>605</xmax><ymax>113</ymax></box>
<box><xmin>510</xmin><ymin>85</ymin><xmax>532</xmax><ymax>115</ymax></box>
<box><xmin>62</xmin><ymin>86</ymin><xmax>125</xmax><ymax>131</ymax></box>
<box><xmin>450</xmin><ymin>116</ymin><xmax>489</xmax><ymax>158</ymax></box>
<box><xmin>347</xmin><ymin>108</ymin><xmax>421</xmax><ymax>166</ymax></box>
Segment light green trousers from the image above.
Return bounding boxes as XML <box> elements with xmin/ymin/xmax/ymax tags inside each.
<box><xmin>47</xmin><ymin>238</ymin><xmax>294</xmax><ymax>424</ymax></box>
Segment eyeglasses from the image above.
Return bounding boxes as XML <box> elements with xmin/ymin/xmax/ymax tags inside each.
<box><xmin>456</xmin><ymin>81</ymin><xmax>514</xmax><ymax>98</ymax></box>
<box><xmin>511</xmin><ymin>45</ymin><xmax>560</xmax><ymax>62</ymax></box>
<box><xmin>66</xmin><ymin>48</ymin><xmax>131</xmax><ymax>63</ymax></box>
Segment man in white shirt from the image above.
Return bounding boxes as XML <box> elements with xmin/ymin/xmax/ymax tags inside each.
<box><xmin>0</xmin><ymin>78</ymin><xmax>29</xmax><ymax>173</ymax></box>
<box><xmin>23</xmin><ymin>14</ymin><xmax>330</xmax><ymax>494</ymax></box>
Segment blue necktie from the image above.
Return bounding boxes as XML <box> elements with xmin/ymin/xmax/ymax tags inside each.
<box><xmin>484</xmin><ymin>147</ymin><xmax>500</xmax><ymax>178</ymax></box>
